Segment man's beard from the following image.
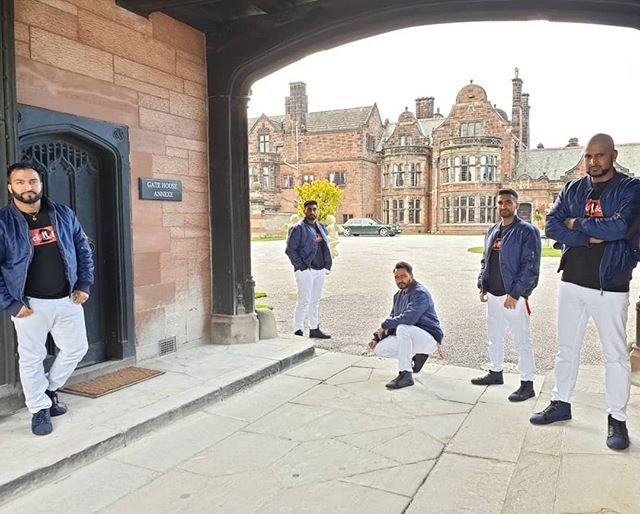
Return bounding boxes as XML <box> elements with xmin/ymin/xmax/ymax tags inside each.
<box><xmin>12</xmin><ymin>190</ymin><xmax>43</xmax><ymax>204</ymax></box>
<box><xmin>305</xmin><ymin>214</ymin><xmax>317</xmax><ymax>223</ymax></box>
<box><xmin>587</xmin><ymin>165</ymin><xmax>611</xmax><ymax>177</ymax></box>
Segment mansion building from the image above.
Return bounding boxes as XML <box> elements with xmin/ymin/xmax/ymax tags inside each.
<box><xmin>248</xmin><ymin>72</ymin><xmax>640</xmax><ymax>233</ymax></box>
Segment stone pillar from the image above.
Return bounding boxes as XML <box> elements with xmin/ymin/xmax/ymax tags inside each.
<box><xmin>0</xmin><ymin>0</ymin><xmax>20</xmax><ymax>409</ymax></box>
<box><xmin>207</xmin><ymin>92</ymin><xmax>258</xmax><ymax>344</ymax></box>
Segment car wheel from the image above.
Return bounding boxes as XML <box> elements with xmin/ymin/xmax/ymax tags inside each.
<box><xmin>343</xmin><ymin>227</ymin><xmax>352</xmax><ymax>236</ymax></box>
<box><xmin>379</xmin><ymin>228</ymin><xmax>389</xmax><ymax>237</ymax></box>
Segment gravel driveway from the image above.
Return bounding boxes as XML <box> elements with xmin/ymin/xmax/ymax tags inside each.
<box><xmin>251</xmin><ymin>235</ymin><xmax>640</xmax><ymax>372</ymax></box>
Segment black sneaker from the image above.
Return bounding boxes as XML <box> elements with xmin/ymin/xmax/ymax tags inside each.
<box><xmin>294</xmin><ymin>330</ymin><xmax>303</xmax><ymax>336</ymax></box>
<box><xmin>470</xmin><ymin>370</ymin><xmax>504</xmax><ymax>386</ymax></box>
<box><xmin>46</xmin><ymin>390</ymin><xmax>67</xmax><ymax>417</ymax></box>
<box><xmin>508</xmin><ymin>381</ymin><xmax>535</xmax><ymax>402</ymax></box>
<box><xmin>385</xmin><ymin>371</ymin><xmax>414</xmax><ymax>389</ymax></box>
<box><xmin>309</xmin><ymin>327</ymin><xmax>331</xmax><ymax>339</ymax></box>
<box><xmin>529</xmin><ymin>400</ymin><xmax>572</xmax><ymax>425</ymax></box>
<box><xmin>412</xmin><ymin>354</ymin><xmax>429</xmax><ymax>373</ymax></box>
<box><xmin>31</xmin><ymin>408</ymin><xmax>52</xmax><ymax>436</ymax></box>
<box><xmin>606</xmin><ymin>415</ymin><xmax>630</xmax><ymax>451</ymax></box>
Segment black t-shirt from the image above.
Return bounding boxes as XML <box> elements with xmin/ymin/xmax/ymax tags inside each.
<box><xmin>561</xmin><ymin>180</ymin><xmax>627</xmax><ymax>291</ymax></box>
<box><xmin>22</xmin><ymin>210</ymin><xmax>69</xmax><ymax>299</ymax></box>
<box><xmin>310</xmin><ymin>224</ymin><xmax>326</xmax><ymax>270</ymax></box>
<box><xmin>487</xmin><ymin>229</ymin><xmax>507</xmax><ymax>296</ymax></box>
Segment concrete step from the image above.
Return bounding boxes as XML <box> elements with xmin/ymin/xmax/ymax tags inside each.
<box><xmin>0</xmin><ymin>338</ymin><xmax>315</xmax><ymax>505</ymax></box>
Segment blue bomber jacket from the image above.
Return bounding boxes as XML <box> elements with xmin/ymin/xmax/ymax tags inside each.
<box><xmin>478</xmin><ymin>216</ymin><xmax>542</xmax><ymax>300</ymax></box>
<box><xmin>545</xmin><ymin>170</ymin><xmax>640</xmax><ymax>291</ymax></box>
<box><xmin>285</xmin><ymin>219</ymin><xmax>332</xmax><ymax>272</ymax></box>
<box><xmin>381</xmin><ymin>279</ymin><xmax>444</xmax><ymax>344</ymax></box>
<box><xmin>0</xmin><ymin>197</ymin><xmax>94</xmax><ymax>316</ymax></box>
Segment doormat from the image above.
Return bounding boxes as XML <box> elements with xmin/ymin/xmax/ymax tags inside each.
<box><xmin>61</xmin><ymin>367</ymin><xmax>165</xmax><ymax>398</ymax></box>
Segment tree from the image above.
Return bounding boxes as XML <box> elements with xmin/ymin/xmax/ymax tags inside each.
<box><xmin>295</xmin><ymin>179</ymin><xmax>343</xmax><ymax>223</ymax></box>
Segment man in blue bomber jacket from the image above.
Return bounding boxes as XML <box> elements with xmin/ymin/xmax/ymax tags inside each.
<box><xmin>369</xmin><ymin>261</ymin><xmax>444</xmax><ymax>389</ymax></box>
<box><xmin>529</xmin><ymin>134</ymin><xmax>640</xmax><ymax>452</ymax></box>
<box><xmin>473</xmin><ymin>188</ymin><xmax>541</xmax><ymax>403</ymax></box>
<box><xmin>285</xmin><ymin>199</ymin><xmax>332</xmax><ymax>339</ymax></box>
<box><xmin>0</xmin><ymin>163</ymin><xmax>94</xmax><ymax>436</ymax></box>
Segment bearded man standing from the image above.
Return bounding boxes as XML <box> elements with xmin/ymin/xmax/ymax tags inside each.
<box><xmin>285</xmin><ymin>199</ymin><xmax>332</xmax><ymax>339</ymax></box>
<box><xmin>0</xmin><ymin>163</ymin><xmax>94</xmax><ymax>436</ymax></box>
<box><xmin>530</xmin><ymin>134</ymin><xmax>640</xmax><ymax>451</ymax></box>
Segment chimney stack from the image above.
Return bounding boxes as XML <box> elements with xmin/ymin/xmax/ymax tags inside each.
<box><xmin>285</xmin><ymin>81</ymin><xmax>308</xmax><ymax>129</ymax></box>
<box><xmin>415</xmin><ymin>97</ymin><xmax>435</xmax><ymax>119</ymax></box>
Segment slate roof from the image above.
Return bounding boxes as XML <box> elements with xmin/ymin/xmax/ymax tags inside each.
<box><xmin>249</xmin><ymin>106</ymin><xmax>376</xmax><ymax>133</ymax></box>
<box><xmin>513</xmin><ymin>143</ymin><xmax>640</xmax><ymax>180</ymax></box>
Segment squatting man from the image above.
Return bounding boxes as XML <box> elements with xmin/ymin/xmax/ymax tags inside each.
<box><xmin>368</xmin><ymin>261</ymin><xmax>444</xmax><ymax>389</ymax></box>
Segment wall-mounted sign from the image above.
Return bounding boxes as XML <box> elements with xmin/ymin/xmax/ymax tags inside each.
<box><xmin>139</xmin><ymin>178</ymin><xmax>182</xmax><ymax>201</ymax></box>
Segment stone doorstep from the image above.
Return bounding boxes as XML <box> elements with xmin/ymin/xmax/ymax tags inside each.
<box><xmin>0</xmin><ymin>343</ymin><xmax>315</xmax><ymax>506</ymax></box>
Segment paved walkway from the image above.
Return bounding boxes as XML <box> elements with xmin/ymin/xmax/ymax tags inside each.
<box><xmin>251</xmin><ymin>235</ymin><xmax>640</xmax><ymax>370</ymax></box>
<box><xmin>0</xmin><ymin>338</ymin><xmax>314</xmax><ymax>505</ymax></box>
<box><xmin>2</xmin><ymin>349</ymin><xmax>639</xmax><ymax>513</ymax></box>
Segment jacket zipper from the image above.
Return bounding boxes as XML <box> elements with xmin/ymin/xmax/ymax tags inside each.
<box><xmin>50</xmin><ymin>208</ymin><xmax>73</xmax><ymax>295</ymax></box>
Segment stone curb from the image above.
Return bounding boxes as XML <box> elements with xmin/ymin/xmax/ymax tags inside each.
<box><xmin>0</xmin><ymin>345</ymin><xmax>315</xmax><ymax>506</ymax></box>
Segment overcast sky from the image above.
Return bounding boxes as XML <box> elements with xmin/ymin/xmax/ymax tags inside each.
<box><xmin>247</xmin><ymin>21</ymin><xmax>640</xmax><ymax>149</ymax></box>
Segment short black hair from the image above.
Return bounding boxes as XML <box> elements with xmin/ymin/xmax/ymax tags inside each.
<box><xmin>7</xmin><ymin>162</ymin><xmax>40</xmax><ymax>182</ymax></box>
<box><xmin>497</xmin><ymin>188</ymin><xmax>518</xmax><ymax>200</ymax></box>
<box><xmin>394</xmin><ymin>261</ymin><xmax>413</xmax><ymax>274</ymax></box>
<box><xmin>303</xmin><ymin>200</ymin><xmax>318</xmax><ymax>208</ymax></box>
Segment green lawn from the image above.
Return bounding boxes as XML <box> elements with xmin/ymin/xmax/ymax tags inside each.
<box><xmin>468</xmin><ymin>246</ymin><xmax>561</xmax><ymax>257</ymax></box>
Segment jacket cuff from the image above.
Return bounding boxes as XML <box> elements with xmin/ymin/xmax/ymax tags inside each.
<box><xmin>509</xmin><ymin>292</ymin><xmax>521</xmax><ymax>300</ymax></box>
<box><xmin>572</xmin><ymin>218</ymin><xmax>586</xmax><ymax>232</ymax></box>
<box><xmin>8</xmin><ymin>301</ymin><xmax>24</xmax><ymax>317</ymax></box>
<box><xmin>74</xmin><ymin>282</ymin><xmax>92</xmax><ymax>294</ymax></box>
<box><xmin>381</xmin><ymin>319</ymin><xmax>394</xmax><ymax>330</ymax></box>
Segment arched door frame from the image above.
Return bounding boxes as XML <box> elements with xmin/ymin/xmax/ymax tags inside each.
<box><xmin>17</xmin><ymin>105</ymin><xmax>136</xmax><ymax>361</ymax></box>
<box><xmin>204</xmin><ymin>0</ymin><xmax>640</xmax><ymax>343</ymax></box>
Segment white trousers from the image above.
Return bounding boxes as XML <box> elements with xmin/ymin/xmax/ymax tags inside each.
<box><xmin>12</xmin><ymin>297</ymin><xmax>89</xmax><ymax>413</ymax></box>
<box><xmin>551</xmin><ymin>282</ymin><xmax>630</xmax><ymax>421</ymax></box>
<box><xmin>293</xmin><ymin>268</ymin><xmax>326</xmax><ymax>332</ymax></box>
<box><xmin>374</xmin><ymin>324</ymin><xmax>438</xmax><ymax>372</ymax></box>
<box><xmin>486</xmin><ymin>293</ymin><xmax>536</xmax><ymax>381</ymax></box>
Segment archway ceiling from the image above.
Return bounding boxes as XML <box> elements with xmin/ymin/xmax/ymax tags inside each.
<box><xmin>117</xmin><ymin>0</ymin><xmax>640</xmax><ymax>92</ymax></box>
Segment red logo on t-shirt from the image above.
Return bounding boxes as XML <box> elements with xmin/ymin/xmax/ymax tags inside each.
<box><xmin>492</xmin><ymin>236</ymin><xmax>501</xmax><ymax>251</ymax></box>
<box><xmin>585</xmin><ymin>199</ymin><xmax>603</xmax><ymax>218</ymax></box>
<box><xmin>30</xmin><ymin>226</ymin><xmax>58</xmax><ymax>246</ymax></box>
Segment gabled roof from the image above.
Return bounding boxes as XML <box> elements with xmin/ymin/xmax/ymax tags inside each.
<box><xmin>248</xmin><ymin>105</ymin><xmax>377</xmax><ymax>133</ymax></box>
<box><xmin>514</xmin><ymin>143</ymin><xmax>640</xmax><ymax>181</ymax></box>
<box><xmin>375</xmin><ymin>118</ymin><xmax>443</xmax><ymax>151</ymax></box>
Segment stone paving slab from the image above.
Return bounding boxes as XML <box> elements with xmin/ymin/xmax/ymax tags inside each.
<box><xmin>2</xmin><ymin>354</ymin><xmax>640</xmax><ymax>513</ymax></box>
<box><xmin>0</xmin><ymin>338</ymin><xmax>314</xmax><ymax>505</ymax></box>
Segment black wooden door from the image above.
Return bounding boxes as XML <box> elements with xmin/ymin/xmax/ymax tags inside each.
<box><xmin>20</xmin><ymin>137</ymin><xmax>107</xmax><ymax>366</ymax></box>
